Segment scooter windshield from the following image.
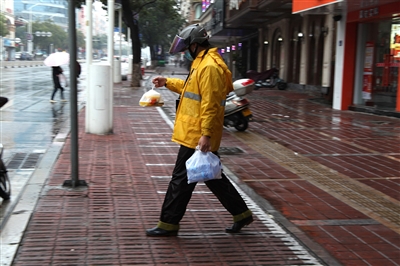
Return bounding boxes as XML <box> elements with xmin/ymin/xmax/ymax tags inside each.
<box><xmin>169</xmin><ymin>35</ymin><xmax>188</xmax><ymax>55</ymax></box>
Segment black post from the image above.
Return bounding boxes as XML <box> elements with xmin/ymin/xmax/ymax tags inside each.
<box><xmin>63</xmin><ymin>2</ymin><xmax>87</xmax><ymax>188</ymax></box>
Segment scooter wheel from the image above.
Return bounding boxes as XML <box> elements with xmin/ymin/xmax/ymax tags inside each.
<box><xmin>234</xmin><ymin>117</ymin><xmax>248</xmax><ymax>131</ymax></box>
<box><xmin>0</xmin><ymin>161</ymin><xmax>10</xmax><ymax>200</ymax></box>
<box><xmin>277</xmin><ymin>82</ymin><xmax>287</xmax><ymax>90</ymax></box>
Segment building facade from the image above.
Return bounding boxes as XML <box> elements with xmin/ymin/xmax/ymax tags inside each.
<box><xmin>14</xmin><ymin>0</ymin><xmax>68</xmax><ymax>29</ymax></box>
<box><xmin>13</xmin><ymin>0</ymin><xmax>68</xmax><ymax>54</ymax></box>
<box><xmin>187</xmin><ymin>0</ymin><xmax>399</xmax><ymax>114</ymax></box>
<box><xmin>341</xmin><ymin>0</ymin><xmax>400</xmax><ymax>112</ymax></box>
<box><xmin>1</xmin><ymin>0</ymin><xmax>16</xmax><ymax>61</ymax></box>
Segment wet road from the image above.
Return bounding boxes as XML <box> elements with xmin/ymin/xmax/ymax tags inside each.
<box><xmin>1</xmin><ymin>65</ymin><xmax>75</xmax><ymax>157</ymax></box>
<box><xmin>0</xmin><ymin>62</ymin><xmax>86</xmax><ymax>223</ymax></box>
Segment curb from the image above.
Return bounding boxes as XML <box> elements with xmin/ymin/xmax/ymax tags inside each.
<box><xmin>1</xmin><ymin>62</ymin><xmax>45</xmax><ymax>69</ymax></box>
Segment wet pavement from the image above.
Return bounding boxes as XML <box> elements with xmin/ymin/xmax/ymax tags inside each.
<box><xmin>1</xmin><ymin>64</ymin><xmax>399</xmax><ymax>265</ymax></box>
<box><xmin>0</xmin><ymin>60</ymin><xmax>86</xmax><ymax>236</ymax></box>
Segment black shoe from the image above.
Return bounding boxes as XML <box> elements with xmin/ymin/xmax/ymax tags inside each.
<box><xmin>146</xmin><ymin>227</ymin><xmax>178</xmax><ymax>237</ymax></box>
<box><xmin>225</xmin><ymin>216</ymin><xmax>254</xmax><ymax>233</ymax></box>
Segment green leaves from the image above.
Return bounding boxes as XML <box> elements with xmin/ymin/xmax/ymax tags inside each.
<box><xmin>0</xmin><ymin>13</ymin><xmax>9</xmax><ymax>36</ymax></box>
<box><xmin>135</xmin><ymin>0</ymin><xmax>185</xmax><ymax>58</ymax></box>
<box><xmin>16</xmin><ymin>21</ymin><xmax>84</xmax><ymax>52</ymax></box>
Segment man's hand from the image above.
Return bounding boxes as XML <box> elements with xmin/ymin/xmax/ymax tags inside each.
<box><xmin>198</xmin><ymin>136</ymin><xmax>211</xmax><ymax>152</ymax></box>
<box><xmin>152</xmin><ymin>76</ymin><xmax>167</xmax><ymax>88</ymax></box>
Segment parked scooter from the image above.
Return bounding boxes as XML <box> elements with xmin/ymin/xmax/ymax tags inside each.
<box><xmin>0</xmin><ymin>97</ymin><xmax>10</xmax><ymax>200</ymax></box>
<box><xmin>224</xmin><ymin>79</ymin><xmax>254</xmax><ymax>131</ymax></box>
<box><xmin>246</xmin><ymin>68</ymin><xmax>287</xmax><ymax>90</ymax></box>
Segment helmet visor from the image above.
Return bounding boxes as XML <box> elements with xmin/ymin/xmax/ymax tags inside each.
<box><xmin>169</xmin><ymin>35</ymin><xmax>188</xmax><ymax>55</ymax></box>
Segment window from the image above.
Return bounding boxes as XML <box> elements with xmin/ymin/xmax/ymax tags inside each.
<box><xmin>195</xmin><ymin>4</ymin><xmax>202</xmax><ymax>19</ymax></box>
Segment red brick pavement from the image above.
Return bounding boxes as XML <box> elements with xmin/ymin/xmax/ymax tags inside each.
<box><xmin>11</xmin><ymin>75</ymin><xmax>400</xmax><ymax>266</ymax></box>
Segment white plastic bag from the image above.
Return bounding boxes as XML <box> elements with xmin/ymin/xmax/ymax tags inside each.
<box><xmin>59</xmin><ymin>73</ymin><xmax>68</xmax><ymax>87</ymax></box>
<box><xmin>186</xmin><ymin>148</ymin><xmax>222</xmax><ymax>184</ymax></box>
<box><xmin>139</xmin><ymin>87</ymin><xmax>164</xmax><ymax>107</ymax></box>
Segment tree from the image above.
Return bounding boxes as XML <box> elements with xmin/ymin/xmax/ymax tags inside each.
<box><xmin>120</xmin><ymin>0</ymin><xmax>153</xmax><ymax>87</ymax></box>
<box><xmin>15</xmin><ymin>19</ymin><xmax>84</xmax><ymax>54</ymax></box>
<box><xmin>0</xmin><ymin>13</ymin><xmax>9</xmax><ymax>36</ymax></box>
<box><xmin>75</xmin><ymin>0</ymin><xmax>184</xmax><ymax>87</ymax></box>
<box><xmin>138</xmin><ymin>0</ymin><xmax>185</xmax><ymax>66</ymax></box>
<box><xmin>16</xmin><ymin>21</ymin><xmax>68</xmax><ymax>53</ymax></box>
<box><xmin>121</xmin><ymin>0</ymin><xmax>185</xmax><ymax>87</ymax></box>
<box><xmin>76</xmin><ymin>30</ymin><xmax>85</xmax><ymax>50</ymax></box>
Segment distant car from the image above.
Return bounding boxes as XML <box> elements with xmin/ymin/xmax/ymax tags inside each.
<box><xmin>15</xmin><ymin>52</ymin><xmax>21</xmax><ymax>60</ymax></box>
<box><xmin>34</xmin><ymin>51</ymin><xmax>47</xmax><ymax>59</ymax></box>
<box><xmin>20</xmin><ymin>52</ymin><xmax>33</xmax><ymax>61</ymax></box>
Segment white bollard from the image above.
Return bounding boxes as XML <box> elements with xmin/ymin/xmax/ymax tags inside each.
<box><xmin>86</xmin><ymin>63</ymin><xmax>113</xmax><ymax>134</ymax></box>
<box><xmin>114</xmin><ymin>59</ymin><xmax>121</xmax><ymax>83</ymax></box>
<box><xmin>128</xmin><ymin>57</ymin><xmax>132</xmax><ymax>73</ymax></box>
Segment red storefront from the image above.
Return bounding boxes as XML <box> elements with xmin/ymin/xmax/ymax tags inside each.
<box><xmin>293</xmin><ymin>0</ymin><xmax>400</xmax><ymax>113</ymax></box>
<box><xmin>344</xmin><ymin>0</ymin><xmax>400</xmax><ymax>112</ymax></box>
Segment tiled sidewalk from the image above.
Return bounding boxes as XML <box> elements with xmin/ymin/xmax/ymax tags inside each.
<box><xmin>11</xmin><ymin>82</ymin><xmax>324</xmax><ymax>266</ymax></box>
<box><xmin>10</xmin><ymin>70</ymin><xmax>400</xmax><ymax>265</ymax></box>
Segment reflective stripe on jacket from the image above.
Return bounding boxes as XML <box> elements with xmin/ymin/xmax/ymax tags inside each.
<box><xmin>166</xmin><ymin>48</ymin><xmax>233</xmax><ymax>151</ymax></box>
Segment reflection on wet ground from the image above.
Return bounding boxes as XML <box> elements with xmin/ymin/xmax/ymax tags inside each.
<box><xmin>0</xmin><ymin>64</ymin><xmax>85</xmax><ymax>215</ymax></box>
<box><xmin>0</xmin><ymin>65</ymin><xmax>85</xmax><ymax>162</ymax></box>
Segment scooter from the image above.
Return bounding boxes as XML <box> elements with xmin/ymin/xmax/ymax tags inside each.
<box><xmin>0</xmin><ymin>143</ymin><xmax>10</xmax><ymax>200</ymax></box>
<box><xmin>224</xmin><ymin>79</ymin><xmax>254</xmax><ymax>132</ymax></box>
<box><xmin>246</xmin><ymin>68</ymin><xmax>287</xmax><ymax>90</ymax></box>
<box><xmin>0</xmin><ymin>97</ymin><xmax>10</xmax><ymax>200</ymax></box>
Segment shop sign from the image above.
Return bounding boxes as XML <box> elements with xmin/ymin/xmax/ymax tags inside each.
<box><xmin>348</xmin><ymin>1</ymin><xmax>400</xmax><ymax>23</ymax></box>
<box><xmin>359</xmin><ymin>7</ymin><xmax>379</xmax><ymax>19</ymax></box>
<box><xmin>362</xmin><ymin>42</ymin><xmax>374</xmax><ymax>100</ymax></box>
<box><xmin>292</xmin><ymin>0</ymin><xmax>343</xmax><ymax>14</ymax></box>
<box><xmin>360</xmin><ymin>0</ymin><xmax>379</xmax><ymax>8</ymax></box>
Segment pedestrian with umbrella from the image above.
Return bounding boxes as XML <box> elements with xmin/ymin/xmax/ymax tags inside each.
<box><xmin>44</xmin><ymin>52</ymin><xmax>69</xmax><ymax>103</ymax></box>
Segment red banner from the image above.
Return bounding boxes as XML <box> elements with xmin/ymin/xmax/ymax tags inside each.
<box><xmin>292</xmin><ymin>0</ymin><xmax>342</xmax><ymax>13</ymax></box>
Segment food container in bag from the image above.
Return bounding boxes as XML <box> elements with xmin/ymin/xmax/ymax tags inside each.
<box><xmin>139</xmin><ymin>88</ymin><xmax>164</xmax><ymax>107</ymax></box>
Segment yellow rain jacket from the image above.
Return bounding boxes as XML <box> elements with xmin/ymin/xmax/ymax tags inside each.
<box><xmin>165</xmin><ymin>48</ymin><xmax>233</xmax><ymax>151</ymax></box>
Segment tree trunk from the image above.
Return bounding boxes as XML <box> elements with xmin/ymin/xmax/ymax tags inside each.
<box><xmin>131</xmin><ymin>63</ymin><xmax>142</xmax><ymax>88</ymax></box>
<box><xmin>121</xmin><ymin>0</ymin><xmax>141</xmax><ymax>88</ymax></box>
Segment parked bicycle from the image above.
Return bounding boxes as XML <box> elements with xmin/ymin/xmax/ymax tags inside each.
<box><xmin>0</xmin><ymin>97</ymin><xmax>10</xmax><ymax>201</ymax></box>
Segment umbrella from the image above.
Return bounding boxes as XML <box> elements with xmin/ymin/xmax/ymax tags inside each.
<box><xmin>44</xmin><ymin>52</ymin><xmax>70</xmax><ymax>66</ymax></box>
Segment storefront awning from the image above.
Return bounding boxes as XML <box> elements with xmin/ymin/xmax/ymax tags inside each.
<box><xmin>292</xmin><ymin>0</ymin><xmax>343</xmax><ymax>14</ymax></box>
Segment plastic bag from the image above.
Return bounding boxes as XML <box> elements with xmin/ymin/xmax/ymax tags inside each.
<box><xmin>59</xmin><ymin>73</ymin><xmax>68</xmax><ymax>87</ymax></box>
<box><xmin>139</xmin><ymin>87</ymin><xmax>164</xmax><ymax>107</ymax></box>
<box><xmin>186</xmin><ymin>148</ymin><xmax>222</xmax><ymax>184</ymax></box>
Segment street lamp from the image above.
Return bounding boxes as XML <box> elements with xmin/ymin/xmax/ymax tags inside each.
<box><xmin>27</xmin><ymin>3</ymin><xmax>42</xmax><ymax>53</ymax></box>
<box><xmin>34</xmin><ymin>31</ymin><xmax>52</xmax><ymax>55</ymax></box>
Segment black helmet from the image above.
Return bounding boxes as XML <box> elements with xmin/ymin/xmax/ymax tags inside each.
<box><xmin>169</xmin><ymin>24</ymin><xmax>209</xmax><ymax>54</ymax></box>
